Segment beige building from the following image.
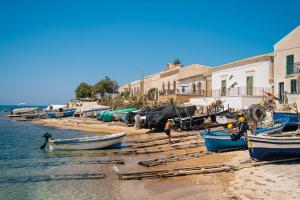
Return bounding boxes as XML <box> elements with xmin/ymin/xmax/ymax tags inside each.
<box><xmin>176</xmin><ymin>64</ymin><xmax>212</xmax><ymax>97</ymax></box>
<box><xmin>159</xmin><ymin>63</ymin><xmax>182</xmax><ymax>96</ymax></box>
<box><xmin>274</xmin><ymin>25</ymin><xmax>300</xmax><ymax>106</ymax></box>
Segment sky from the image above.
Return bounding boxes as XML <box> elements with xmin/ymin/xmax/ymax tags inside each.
<box><xmin>0</xmin><ymin>0</ymin><xmax>300</xmax><ymax>105</ymax></box>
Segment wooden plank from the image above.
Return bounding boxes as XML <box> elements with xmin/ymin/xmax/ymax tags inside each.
<box><xmin>127</xmin><ymin>132</ymin><xmax>199</xmax><ymax>144</ymax></box>
<box><xmin>118</xmin><ymin>164</ymin><xmax>236</xmax><ymax>180</ymax></box>
<box><xmin>128</xmin><ymin>136</ymin><xmax>201</xmax><ymax>149</ymax></box>
<box><xmin>138</xmin><ymin>151</ymin><xmax>210</xmax><ymax>167</ymax></box>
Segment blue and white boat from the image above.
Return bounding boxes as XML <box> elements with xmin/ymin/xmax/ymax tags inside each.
<box><xmin>200</xmin><ymin>120</ymin><xmax>287</xmax><ymax>152</ymax></box>
<box><xmin>47</xmin><ymin>108</ymin><xmax>76</xmax><ymax>118</ymax></box>
<box><xmin>273</xmin><ymin>112</ymin><xmax>300</xmax><ymax>130</ymax></box>
<box><xmin>247</xmin><ymin>131</ymin><xmax>300</xmax><ymax>160</ymax></box>
<box><xmin>41</xmin><ymin>132</ymin><xmax>127</xmax><ymax>151</ymax></box>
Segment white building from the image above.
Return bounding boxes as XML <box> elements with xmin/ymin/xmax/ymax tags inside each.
<box><xmin>190</xmin><ymin>53</ymin><xmax>274</xmax><ymax>109</ymax></box>
<box><xmin>273</xmin><ymin>25</ymin><xmax>300</xmax><ymax>106</ymax></box>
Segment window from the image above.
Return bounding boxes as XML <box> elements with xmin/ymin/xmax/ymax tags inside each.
<box><xmin>192</xmin><ymin>83</ymin><xmax>196</xmax><ymax>93</ymax></box>
<box><xmin>291</xmin><ymin>79</ymin><xmax>297</xmax><ymax>94</ymax></box>
<box><xmin>286</xmin><ymin>55</ymin><xmax>294</xmax><ymax>75</ymax></box>
<box><xmin>221</xmin><ymin>80</ymin><xmax>226</xmax><ymax>96</ymax></box>
<box><xmin>173</xmin><ymin>81</ymin><xmax>176</xmax><ymax>90</ymax></box>
<box><xmin>168</xmin><ymin>82</ymin><xmax>170</xmax><ymax>90</ymax></box>
<box><xmin>182</xmin><ymin>87</ymin><xmax>185</xmax><ymax>93</ymax></box>
<box><xmin>162</xmin><ymin>83</ymin><xmax>165</xmax><ymax>92</ymax></box>
<box><xmin>197</xmin><ymin>82</ymin><xmax>201</xmax><ymax>91</ymax></box>
<box><xmin>246</xmin><ymin>76</ymin><xmax>253</xmax><ymax>95</ymax></box>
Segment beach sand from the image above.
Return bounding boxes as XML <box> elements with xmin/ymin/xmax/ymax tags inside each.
<box><xmin>32</xmin><ymin>117</ymin><xmax>300</xmax><ymax>199</ymax></box>
<box><xmin>226</xmin><ymin>151</ymin><xmax>300</xmax><ymax>200</ymax></box>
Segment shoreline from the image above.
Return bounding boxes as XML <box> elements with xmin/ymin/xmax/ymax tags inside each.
<box><xmin>30</xmin><ymin>117</ymin><xmax>300</xmax><ymax>199</ymax></box>
<box><xmin>32</xmin><ymin>117</ymin><xmax>151</xmax><ymax>135</ymax></box>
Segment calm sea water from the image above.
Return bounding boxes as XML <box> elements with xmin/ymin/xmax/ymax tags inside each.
<box><xmin>0</xmin><ymin>105</ymin><xmax>118</xmax><ymax>200</ymax></box>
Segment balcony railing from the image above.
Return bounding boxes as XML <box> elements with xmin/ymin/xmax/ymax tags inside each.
<box><xmin>212</xmin><ymin>87</ymin><xmax>270</xmax><ymax>97</ymax></box>
<box><xmin>160</xmin><ymin>89</ymin><xmax>176</xmax><ymax>95</ymax></box>
<box><xmin>176</xmin><ymin>89</ymin><xmax>206</xmax><ymax>96</ymax></box>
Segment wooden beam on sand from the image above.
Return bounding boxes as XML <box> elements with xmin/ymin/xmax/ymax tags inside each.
<box><xmin>117</xmin><ymin>142</ymin><xmax>201</xmax><ymax>155</ymax></box>
<box><xmin>127</xmin><ymin>132</ymin><xmax>199</xmax><ymax>144</ymax></box>
<box><xmin>118</xmin><ymin>164</ymin><xmax>237</xmax><ymax>180</ymax></box>
<box><xmin>127</xmin><ymin>136</ymin><xmax>202</xmax><ymax>149</ymax></box>
<box><xmin>43</xmin><ymin>142</ymin><xmax>201</xmax><ymax>158</ymax></box>
<box><xmin>239</xmin><ymin>157</ymin><xmax>300</xmax><ymax>169</ymax></box>
<box><xmin>138</xmin><ymin>151</ymin><xmax>210</xmax><ymax>167</ymax></box>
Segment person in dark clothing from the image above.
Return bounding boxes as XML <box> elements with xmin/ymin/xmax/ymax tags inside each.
<box><xmin>231</xmin><ymin>117</ymin><xmax>249</xmax><ymax>141</ymax></box>
<box><xmin>164</xmin><ymin>119</ymin><xmax>173</xmax><ymax>144</ymax></box>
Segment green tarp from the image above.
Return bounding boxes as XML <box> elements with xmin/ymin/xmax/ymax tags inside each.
<box><xmin>97</xmin><ymin>108</ymin><xmax>137</xmax><ymax>122</ymax></box>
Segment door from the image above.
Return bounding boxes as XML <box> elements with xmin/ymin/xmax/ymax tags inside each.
<box><xmin>279</xmin><ymin>82</ymin><xmax>284</xmax><ymax>102</ymax></box>
<box><xmin>246</xmin><ymin>76</ymin><xmax>253</xmax><ymax>95</ymax></box>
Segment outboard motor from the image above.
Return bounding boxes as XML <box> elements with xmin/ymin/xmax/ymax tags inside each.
<box><xmin>40</xmin><ymin>132</ymin><xmax>52</xmax><ymax>149</ymax></box>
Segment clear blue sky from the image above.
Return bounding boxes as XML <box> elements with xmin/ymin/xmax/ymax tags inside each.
<box><xmin>0</xmin><ymin>0</ymin><xmax>299</xmax><ymax>105</ymax></box>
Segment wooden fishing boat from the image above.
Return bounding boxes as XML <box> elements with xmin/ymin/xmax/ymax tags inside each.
<box><xmin>200</xmin><ymin>119</ymin><xmax>287</xmax><ymax>152</ymax></box>
<box><xmin>47</xmin><ymin>108</ymin><xmax>76</xmax><ymax>118</ymax></box>
<box><xmin>273</xmin><ymin>111</ymin><xmax>300</xmax><ymax>130</ymax></box>
<box><xmin>12</xmin><ymin>107</ymin><xmax>38</xmax><ymax>115</ymax></box>
<box><xmin>247</xmin><ymin>131</ymin><xmax>300</xmax><ymax>160</ymax></box>
<box><xmin>41</xmin><ymin>132</ymin><xmax>127</xmax><ymax>151</ymax></box>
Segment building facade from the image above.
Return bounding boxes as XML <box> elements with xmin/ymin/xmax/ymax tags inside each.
<box><xmin>273</xmin><ymin>25</ymin><xmax>300</xmax><ymax>106</ymax></box>
<box><xmin>176</xmin><ymin>64</ymin><xmax>212</xmax><ymax>97</ymax></box>
<box><xmin>190</xmin><ymin>54</ymin><xmax>274</xmax><ymax>109</ymax></box>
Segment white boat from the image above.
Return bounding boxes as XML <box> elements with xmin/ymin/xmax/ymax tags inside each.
<box><xmin>45</xmin><ymin>104</ymin><xmax>67</xmax><ymax>112</ymax></box>
<box><xmin>12</xmin><ymin>107</ymin><xmax>38</xmax><ymax>115</ymax></box>
<box><xmin>41</xmin><ymin>132</ymin><xmax>127</xmax><ymax>151</ymax></box>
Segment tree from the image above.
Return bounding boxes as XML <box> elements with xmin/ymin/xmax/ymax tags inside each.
<box><xmin>92</xmin><ymin>76</ymin><xmax>119</xmax><ymax>96</ymax></box>
<box><xmin>75</xmin><ymin>82</ymin><xmax>92</xmax><ymax>98</ymax></box>
<box><xmin>173</xmin><ymin>58</ymin><xmax>181</xmax><ymax>65</ymax></box>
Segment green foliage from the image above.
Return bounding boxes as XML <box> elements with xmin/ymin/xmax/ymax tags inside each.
<box><xmin>75</xmin><ymin>82</ymin><xmax>93</xmax><ymax>98</ymax></box>
<box><xmin>92</xmin><ymin>76</ymin><xmax>119</xmax><ymax>96</ymax></box>
<box><xmin>120</xmin><ymin>91</ymin><xmax>130</xmax><ymax>99</ymax></box>
<box><xmin>173</xmin><ymin>58</ymin><xmax>181</xmax><ymax>65</ymax></box>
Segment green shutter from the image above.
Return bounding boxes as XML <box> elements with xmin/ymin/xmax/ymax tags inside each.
<box><xmin>221</xmin><ymin>80</ymin><xmax>226</xmax><ymax>96</ymax></box>
<box><xmin>286</xmin><ymin>55</ymin><xmax>294</xmax><ymax>75</ymax></box>
<box><xmin>247</xmin><ymin>76</ymin><xmax>253</xmax><ymax>95</ymax></box>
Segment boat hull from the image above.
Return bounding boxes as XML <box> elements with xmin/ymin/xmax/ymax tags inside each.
<box><xmin>201</xmin><ymin>120</ymin><xmax>286</xmax><ymax>152</ymax></box>
<box><xmin>204</xmin><ymin>134</ymin><xmax>247</xmax><ymax>151</ymax></box>
<box><xmin>46</xmin><ymin>132</ymin><xmax>126</xmax><ymax>151</ymax></box>
<box><xmin>248</xmin><ymin>134</ymin><xmax>300</xmax><ymax>160</ymax></box>
<box><xmin>273</xmin><ymin>112</ymin><xmax>299</xmax><ymax>130</ymax></box>
<box><xmin>47</xmin><ymin>109</ymin><xmax>76</xmax><ymax>118</ymax></box>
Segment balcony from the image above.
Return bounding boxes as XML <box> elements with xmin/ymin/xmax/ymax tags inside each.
<box><xmin>176</xmin><ymin>89</ymin><xmax>206</xmax><ymax>96</ymax></box>
<box><xmin>212</xmin><ymin>87</ymin><xmax>270</xmax><ymax>97</ymax></box>
<box><xmin>159</xmin><ymin>89</ymin><xmax>176</xmax><ymax>95</ymax></box>
<box><xmin>286</xmin><ymin>62</ymin><xmax>300</xmax><ymax>75</ymax></box>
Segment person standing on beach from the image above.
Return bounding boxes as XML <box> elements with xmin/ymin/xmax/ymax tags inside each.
<box><xmin>164</xmin><ymin>119</ymin><xmax>173</xmax><ymax>144</ymax></box>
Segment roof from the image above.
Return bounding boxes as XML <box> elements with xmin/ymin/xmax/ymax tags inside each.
<box><xmin>178</xmin><ymin>64</ymin><xmax>212</xmax><ymax>80</ymax></box>
<box><xmin>274</xmin><ymin>25</ymin><xmax>300</xmax><ymax>50</ymax></box>
<box><xmin>213</xmin><ymin>53</ymin><xmax>273</xmax><ymax>71</ymax></box>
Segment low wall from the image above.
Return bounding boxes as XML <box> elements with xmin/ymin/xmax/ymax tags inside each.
<box><xmin>189</xmin><ymin>96</ymin><xmax>262</xmax><ymax>109</ymax></box>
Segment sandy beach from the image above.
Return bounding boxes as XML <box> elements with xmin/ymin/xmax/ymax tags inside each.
<box><xmin>31</xmin><ymin>117</ymin><xmax>300</xmax><ymax>200</ymax></box>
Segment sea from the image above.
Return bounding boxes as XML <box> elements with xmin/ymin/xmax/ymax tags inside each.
<box><xmin>0</xmin><ymin>105</ymin><xmax>118</xmax><ymax>200</ymax></box>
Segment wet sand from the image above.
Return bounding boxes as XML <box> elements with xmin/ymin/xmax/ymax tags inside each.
<box><xmin>32</xmin><ymin>117</ymin><xmax>300</xmax><ymax>199</ymax></box>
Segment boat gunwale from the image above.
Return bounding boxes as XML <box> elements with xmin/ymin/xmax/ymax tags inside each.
<box><xmin>50</xmin><ymin>132</ymin><xmax>127</xmax><ymax>144</ymax></box>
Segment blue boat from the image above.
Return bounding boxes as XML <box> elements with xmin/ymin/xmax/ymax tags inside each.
<box><xmin>273</xmin><ymin>112</ymin><xmax>300</xmax><ymax>130</ymax></box>
<box><xmin>200</xmin><ymin>119</ymin><xmax>287</xmax><ymax>152</ymax></box>
<box><xmin>247</xmin><ymin>131</ymin><xmax>300</xmax><ymax>160</ymax></box>
<box><xmin>47</xmin><ymin>108</ymin><xmax>76</xmax><ymax>118</ymax></box>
